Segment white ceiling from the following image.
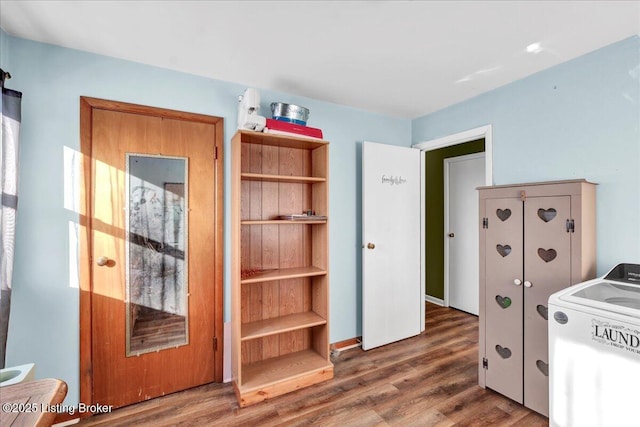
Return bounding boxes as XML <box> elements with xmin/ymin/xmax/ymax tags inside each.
<box><xmin>1</xmin><ymin>1</ymin><xmax>639</xmax><ymax>118</ymax></box>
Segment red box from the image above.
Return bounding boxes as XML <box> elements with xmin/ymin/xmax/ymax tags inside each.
<box><xmin>265</xmin><ymin>118</ymin><xmax>323</xmax><ymax>139</ymax></box>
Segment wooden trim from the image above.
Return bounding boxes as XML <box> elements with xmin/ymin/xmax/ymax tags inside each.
<box><xmin>79</xmin><ymin>97</ymin><xmax>222</xmax><ymax>125</ymax></box>
<box><xmin>79</xmin><ymin>97</ymin><xmax>94</xmax><ymax>415</ymax></box>
<box><xmin>330</xmin><ymin>337</ymin><xmax>362</xmax><ymax>351</ymax></box>
<box><xmin>79</xmin><ymin>97</ymin><xmax>225</xmax><ymax>409</ymax></box>
<box><xmin>213</xmin><ymin>118</ymin><xmax>224</xmax><ymax>382</ymax></box>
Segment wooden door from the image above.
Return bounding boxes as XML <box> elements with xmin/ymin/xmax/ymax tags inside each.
<box><xmin>482</xmin><ymin>197</ymin><xmax>524</xmax><ymax>403</ymax></box>
<box><xmin>80</xmin><ymin>98</ymin><xmax>223</xmax><ymax>410</ymax></box>
<box><xmin>523</xmin><ymin>195</ymin><xmax>571</xmax><ymax>416</ymax></box>
<box><xmin>362</xmin><ymin>142</ymin><xmax>422</xmax><ymax>350</ymax></box>
<box><xmin>445</xmin><ymin>153</ymin><xmax>485</xmax><ymax>315</ymax></box>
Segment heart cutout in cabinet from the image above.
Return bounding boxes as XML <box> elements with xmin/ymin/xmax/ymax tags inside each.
<box><xmin>495</xmin><ymin>295</ymin><xmax>512</xmax><ymax>309</ymax></box>
<box><xmin>538</xmin><ymin>248</ymin><xmax>557</xmax><ymax>262</ymax></box>
<box><xmin>537</xmin><ymin>208</ymin><xmax>557</xmax><ymax>222</ymax></box>
<box><xmin>497</xmin><ymin>244</ymin><xmax>512</xmax><ymax>257</ymax></box>
<box><xmin>536</xmin><ymin>304</ymin><xmax>549</xmax><ymax>320</ymax></box>
<box><xmin>496</xmin><ymin>209</ymin><xmax>512</xmax><ymax>221</ymax></box>
<box><xmin>495</xmin><ymin>345</ymin><xmax>512</xmax><ymax>359</ymax></box>
<box><xmin>536</xmin><ymin>360</ymin><xmax>549</xmax><ymax>376</ymax></box>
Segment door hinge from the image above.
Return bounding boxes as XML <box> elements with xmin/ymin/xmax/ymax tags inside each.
<box><xmin>214</xmin><ymin>146</ymin><xmax>219</xmax><ymax>160</ymax></box>
<box><xmin>566</xmin><ymin>219</ymin><xmax>575</xmax><ymax>233</ymax></box>
<box><xmin>213</xmin><ymin>337</ymin><xmax>218</xmax><ymax>351</ymax></box>
<box><xmin>482</xmin><ymin>217</ymin><xmax>489</xmax><ymax>229</ymax></box>
<box><xmin>483</xmin><ymin>358</ymin><xmax>488</xmax><ymax>369</ymax></box>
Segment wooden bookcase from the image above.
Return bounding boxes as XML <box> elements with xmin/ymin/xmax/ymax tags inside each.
<box><xmin>231</xmin><ymin>130</ymin><xmax>333</xmax><ymax>407</ymax></box>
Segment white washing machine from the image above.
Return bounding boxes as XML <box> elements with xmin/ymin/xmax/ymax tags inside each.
<box><xmin>548</xmin><ymin>263</ymin><xmax>640</xmax><ymax>427</ymax></box>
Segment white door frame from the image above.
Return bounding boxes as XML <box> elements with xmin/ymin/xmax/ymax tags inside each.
<box><xmin>444</xmin><ymin>152</ymin><xmax>485</xmax><ymax>310</ymax></box>
<box><xmin>412</xmin><ymin>125</ymin><xmax>493</xmax><ymax>306</ymax></box>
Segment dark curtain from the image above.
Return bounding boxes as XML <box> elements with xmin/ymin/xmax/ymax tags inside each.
<box><xmin>0</xmin><ymin>68</ymin><xmax>22</xmax><ymax>368</ymax></box>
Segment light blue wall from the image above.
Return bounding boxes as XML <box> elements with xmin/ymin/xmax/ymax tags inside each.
<box><xmin>3</xmin><ymin>34</ymin><xmax>410</xmax><ymax>405</ymax></box>
<box><xmin>1</xmin><ymin>29</ymin><xmax>8</xmax><ymax>69</ymax></box>
<box><xmin>413</xmin><ymin>36</ymin><xmax>640</xmax><ymax>273</ymax></box>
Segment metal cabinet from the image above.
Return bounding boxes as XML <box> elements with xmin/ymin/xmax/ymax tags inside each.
<box><xmin>478</xmin><ymin>180</ymin><xmax>596</xmax><ymax>416</ymax></box>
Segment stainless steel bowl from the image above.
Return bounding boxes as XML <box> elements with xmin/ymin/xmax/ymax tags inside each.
<box><xmin>270</xmin><ymin>102</ymin><xmax>310</xmax><ymax>125</ymax></box>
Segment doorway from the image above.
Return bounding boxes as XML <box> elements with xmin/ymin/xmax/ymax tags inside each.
<box><xmin>413</xmin><ymin>125</ymin><xmax>493</xmax><ymax>310</ymax></box>
<box><xmin>79</xmin><ymin>98</ymin><xmax>224</xmax><ymax>410</ymax></box>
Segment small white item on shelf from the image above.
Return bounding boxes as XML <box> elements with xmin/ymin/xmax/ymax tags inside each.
<box><xmin>237</xmin><ymin>88</ymin><xmax>266</xmax><ymax>131</ymax></box>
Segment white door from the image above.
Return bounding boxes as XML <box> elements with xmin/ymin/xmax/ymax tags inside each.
<box><xmin>362</xmin><ymin>141</ymin><xmax>422</xmax><ymax>350</ymax></box>
<box><xmin>444</xmin><ymin>153</ymin><xmax>485</xmax><ymax>315</ymax></box>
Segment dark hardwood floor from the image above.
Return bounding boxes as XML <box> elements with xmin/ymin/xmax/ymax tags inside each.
<box><xmin>78</xmin><ymin>303</ymin><xmax>548</xmax><ymax>426</ymax></box>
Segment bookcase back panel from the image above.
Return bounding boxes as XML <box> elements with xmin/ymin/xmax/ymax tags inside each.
<box><xmin>241</xmin><ymin>143</ymin><xmax>313</xmax><ymax>176</ymax></box>
<box><xmin>241</xmin><ymin>329</ymin><xmax>313</xmax><ymax>365</ymax></box>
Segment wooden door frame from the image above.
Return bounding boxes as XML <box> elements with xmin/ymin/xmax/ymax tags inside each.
<box><xmin>79</xmin><ymin>97</ymin><xmax>224</xmax><ymax>411</ymax></box>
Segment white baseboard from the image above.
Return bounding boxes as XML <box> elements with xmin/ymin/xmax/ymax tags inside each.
<box><xmin>425</xmin><ymin>295</ymin><xmax>445</xmax><ymax>306</ymax></box>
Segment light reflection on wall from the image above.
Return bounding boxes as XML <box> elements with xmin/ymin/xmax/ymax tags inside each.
<box><xmin>64</xmin><ymin>146</ymin><xmax>80</xmax><ymax>289</ymax></box>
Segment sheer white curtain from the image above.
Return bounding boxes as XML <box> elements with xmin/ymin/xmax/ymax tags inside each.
<box><xmin>0</xmin><ymin>69</ymin><xmax>21</xmax><ymax>368</ymax></box>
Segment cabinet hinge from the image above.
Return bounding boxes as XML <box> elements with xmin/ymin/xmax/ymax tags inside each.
<box><xmin>483</xmin><ymin>358</ymin><xmax>488</xmax><ymax>369</ymax></box>
<box><xmin>482</xmin><ymin>217</ymin><xmax>489</xmax><ymax>229</ymax></box>
<box><xmin>566</xmin><ymin>219</ymin><xmax>575</xmax><ymax>233</ymax></box>
<box><xmin>213</xmin><ymin>336</ymin><xmax>218</xmax><ymax>351</ymax></box>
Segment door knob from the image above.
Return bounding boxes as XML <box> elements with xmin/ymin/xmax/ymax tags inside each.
<box><xmin>448</xmin><ymin>233</ymin><xmax>455</xmax><ymax>238</ymax></box>
<box><xmin>513</xmin><ymin>279</ymin><xmax>522</xmax><ymax>286</ymax></box>
<box><xmin>367</xmin><ymin>242</ymin><xmax>376</xmax><ymax>250</ymax></box>
<box><xmin>524</xmin><ymin>281</ymin><xmax>533</xmax><ymax>288</ymax></box>
<box><xmin>96</xmin><ymin>256</ymin><xmax>110</xmax><ymax>267</ymax></box>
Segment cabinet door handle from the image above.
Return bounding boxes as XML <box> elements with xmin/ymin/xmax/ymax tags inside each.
<box><xmin>367</xmin><ymin>242</ymin><xmax>376</xmax><ymax>250</ymax></box>
<box><xmin>513</xmin><ymin>279</ymin><xmax>522</xmax><ymax>286</ymax></box>
<box><xmin>524</xmin><ymin>281</ymin><xmax>533</xmax><ymax>288</ymax></box>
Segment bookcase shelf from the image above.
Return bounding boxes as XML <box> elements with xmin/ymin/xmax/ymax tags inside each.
<box><xmin>240</xmin><ymin>266</ymin><xmax>327</xmax><ymax>284</ymax></box>
<box><xmin>241</xmin><ymin>311</ymin><xmax>327</xmax><ymax>341</ymax></box>
<box><xmin>238</xmin><ymin>350</ymin><xmax>333</xmax><ymax>406</ymax></box>
<box><xmin>231</xmin><ymin>130</ymin><xmax>333</xmax><ymax>407</ymax></box>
